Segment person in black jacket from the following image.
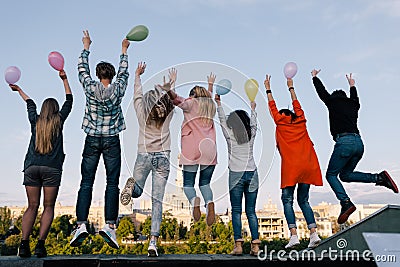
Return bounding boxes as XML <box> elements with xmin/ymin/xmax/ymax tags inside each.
<box><xmin>9</xmin><ymin>70</ymin><xmax>73</xmax><ymax>258</ymax></box>
<box><xmin>311</xmin><ymin>69</ymin><xmax>398</xmax><ymax>224</ymax></box>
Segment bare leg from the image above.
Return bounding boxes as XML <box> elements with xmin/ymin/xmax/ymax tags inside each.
<box><xmin>22</xmin><ymin>186</ymin><xmax>41</xmax><ymax>240</ymax></box>
<box><xmin>38</xmin><ymin>186</ymin><xmax>59</xmax><ymax>240</ymax></box>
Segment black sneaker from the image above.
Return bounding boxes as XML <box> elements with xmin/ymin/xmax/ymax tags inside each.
<box><xmin>18</xmin><ymin>240</ymin><xmax>31</xmax><ymax>258</ymax></box>
<box><xmin>338</xmin><ymin>200</ymin><xmax>356</xmax><ymax>224</ymax></box>
<box><xmin>34</xmin><ymin>240</ymin><xmax>47</xmax><ymax>258</ymax></box>
<box><xmin>376</xmin><ymin>171</ymin><xmax>399</xmax><ymax>193</ymax></box>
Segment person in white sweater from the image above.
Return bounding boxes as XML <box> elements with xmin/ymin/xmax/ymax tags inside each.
<box><xmin>215</xmin><ymin>94</ymin><xmax>260</xmax><ymax>256</ymax></box>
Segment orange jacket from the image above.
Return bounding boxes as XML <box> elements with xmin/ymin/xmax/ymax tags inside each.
<box><xmin>269</xmin><ymin>100</ymin><xmax>323</xmax><ymax>188</ymax></box>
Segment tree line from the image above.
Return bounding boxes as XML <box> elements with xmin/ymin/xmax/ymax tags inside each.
<box><xmin>0</xmin><ymin>206</ymin><xmax>313</xmax><ymax>256</ymax></box>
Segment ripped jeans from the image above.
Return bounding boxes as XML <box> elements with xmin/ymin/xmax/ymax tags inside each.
<box><xmin>131</xmin><ymin>151</ymin><xmax>170</xmax><ymax>237</ymax></box>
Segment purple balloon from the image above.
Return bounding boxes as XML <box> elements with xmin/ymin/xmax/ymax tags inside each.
<box><xmin>4</xmin><ymin>66</ymin><xmax>21</xmax><ymax>84</ymax></box>
<box><xmin>284</xmin><ymin>62</ymin><xmax>298</xmax><ymax>79</ymax></box>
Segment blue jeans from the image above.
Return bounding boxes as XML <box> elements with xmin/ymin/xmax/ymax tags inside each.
<box><xmin>183</xmin><ymin>165</ymin><xmax>215</xmax><ymax>206</ymax></box>
<box><xmin>76</xmin><ymin>135</ymin><xmax>121</xmax><ymax>225</ymax></box>
<box><xmin>281</xmin><ymin>183</ymin><xmax>317</xmax><ymax>229</ymax></box>
<box><xmin>131</xmin><ymin>152</ymin><xmax>170</xmax><ymax>237</ymax></box>
<box><xmin>229</xmin><ymin>170</ymin><xmax>259</xmax><ymax>241</ymax></box>
<box><xmin>326</xmin><ymin>134</ymin><xmax>377</xmax><ymax>203</ymax></box>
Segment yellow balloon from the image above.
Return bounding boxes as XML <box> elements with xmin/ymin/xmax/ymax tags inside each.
<box><xmin>244</xmin><ymin>79</ymin><xmax>259</xmax><ymax>101</ymax></box>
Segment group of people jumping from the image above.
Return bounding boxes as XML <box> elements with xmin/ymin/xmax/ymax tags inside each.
<box><xmin>11</xmin><ymin>30</ymin><xmax>398</xmax><ymax>258</ymax></box>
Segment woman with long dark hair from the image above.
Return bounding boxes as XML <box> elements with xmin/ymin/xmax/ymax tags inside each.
<box><xmin>215</xmin><ymin>94</ymin><xmax>260</xmax><ymax>256</ymax></box>
<box><xmin>265</xmin><ymin>75</ymin><xmax>322</xmax><ymax>249</ymax></box>
<box><xmin>10</xmin><ymin>70</ymin><xmax>73</xmax><ymax>258</ymax></box>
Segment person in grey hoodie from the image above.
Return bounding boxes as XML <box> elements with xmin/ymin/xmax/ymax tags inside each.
<box><xmin>70</xmin><ymin>30</ymin><xmax>129</xmax><ymax>249</ymax></box>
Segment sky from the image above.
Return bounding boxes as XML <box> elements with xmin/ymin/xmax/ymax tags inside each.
<box><xmin>1</xmin><ymin>0</ymin><xmax>399</xmax><ymax>213</ymax></box>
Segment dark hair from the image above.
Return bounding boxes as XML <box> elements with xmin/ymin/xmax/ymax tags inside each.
<box><xmin>278</xmin><ymin>108</ymin><xmax>299</xmax><ymax>123</ymax></box>
<box><xmin>96</xmin><ymin>61</ymin><xmax>116</xmax><ymax>80</ymax></box>
<box><xmin>226</xmin><ymin>110</ymin><xmax>251</xmax><ymax>144</ymax></box>
<box><xmin>331</xmin><ymin>89</ymin><xmax>347</xmax><ymax>98</ymax></box>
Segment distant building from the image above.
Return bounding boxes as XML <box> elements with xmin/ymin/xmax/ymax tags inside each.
<box><xmin>163</xmin><ymin>155</ymin><xmax>192</xmax><ymax>228</ymax></box>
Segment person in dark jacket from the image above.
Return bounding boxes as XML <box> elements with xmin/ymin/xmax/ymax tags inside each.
<box><xmin>9</xmin><ymin>70</ymin><xmax>73</xmax><ymax>258</ymax></box>
<box><xmin>311</xmin><ymin>69</ymin><xmax>398</xmax><ymax>224</ymax></box>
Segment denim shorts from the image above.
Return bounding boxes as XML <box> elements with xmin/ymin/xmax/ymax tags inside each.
<box><xmin>23</xmin><ymin>165</ymin><xmax>62</xmax><ymax>187</ymax></box>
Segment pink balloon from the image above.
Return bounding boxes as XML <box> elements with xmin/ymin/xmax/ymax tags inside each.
<box><xmin>4</xmin><ymin>66</ymin><xmax>21</xmax><ymax>84</ymax></box>
<box><xmin>284</xmin><ymin>62</ymin><xmax>298</xmax><ymax>79</ymax></box>
<box><xmin>48</xmin><ymin>51</ymin><xmax>64</xmax><ymax>71</ymax></box>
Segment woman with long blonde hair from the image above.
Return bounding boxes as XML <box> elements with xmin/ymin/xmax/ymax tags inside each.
<box><xmin>166</xmin><ymin>73</ymin><xmax>217</xmax><ymax>226</ymax></box>
<box><xmin>120</xmin><ymin>63</ymin><xmax>176</xmax><ymax>257</ymax></box>
<box><xmin>9</xmin><ymin>70</ymin><xmax>73</xmax><ymax>258</ymax></box>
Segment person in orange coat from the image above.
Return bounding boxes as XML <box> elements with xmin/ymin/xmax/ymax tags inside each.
<box><xmin>264</xmin><ymin>74</ymin><xmax>322</xmax><ymax>249</ymax></box>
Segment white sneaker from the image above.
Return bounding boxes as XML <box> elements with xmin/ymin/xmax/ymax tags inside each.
<box><xmin>285</xmin><ymin>235</ymin><xmax>300</xmax><ymax>249</ymax></box>
<box><xmin>148</xmin><ymin>240</ymin><xmax>158</xmax><ymax>257</ymax></box>
<box><xmin>308</xmin><ymin>232</ymin><xmax>321</xmax><ymax>248</ymax></box>
<box><xmin>99</xmin><ymin>224</ymin><xmax>119</xmax><ymax>249</ymax></box>
<box><xmin>70</xmin><ymin>223</ymin><xmax>89</xmax><ymax>247</ymax></box>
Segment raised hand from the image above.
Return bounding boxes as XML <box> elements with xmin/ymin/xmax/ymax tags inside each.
<box><xmin>135</xmin><ymin>62</ymin><xmax>146</xmax><ymax>77</ymax></box>
<box><xmin>82</xmin><ymin>30</ymin><xmax>92</xmax><ymax>50</ymax></box>
<box><xmin>264</xmin><ymin>74</ymin><xmax>271</xmax><ymax>90</ymax></box>
<box><xmin>214</xmin><ymin>94</ymin><xmax>221</xmax><ymax>105</ymax></box>
<box><xmin>9</xmin><ymin>84</ymin><xmax>21</xmax><ymax>92</ymax></box>
<box><xmin>122</xmin><ymin>38</ymin><xmax>130</xmax><ymax>54</ymax></box>
<box><xmin>59</xmin><ymin>70</ymin><xmax>67</xmax><ymax>81</ymax></box>
<box><xmin>251</xmin><ymin>101</ymin><xmax>256</xmax><ymax>110</ymax></box>
<box><xmin>311</xmin><ymin>69</ymin><xmax>321</xmax><ymax>77</ymax></box>
<box><xmin>287</xmin><ymin>78</ymin><xmax>294</xmax><ymax>88</ymax></box>
<box><xmin>346</xmin><ymin>73</ymin><xmax>355</xmax><ymax>87</ymax></box>
<box><xmin>207</xmin><ymin>72</ymin><xmax>216</xmax><ymax>85</ymax></box>
<box><xmin>169</xmin><ymin>68</ymin><xmax>177</xmax><ymax>86</ymax></box>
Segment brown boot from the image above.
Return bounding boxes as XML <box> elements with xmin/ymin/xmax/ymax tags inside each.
<box><xmin>250</xmin><ymin>239</ymin><xmax>261</xmax><ymax>256</ymax></box>
<box><xmin>230</xmin><ymin>239</ymin><xmax>244</xmax><ymax>255</ymax></box>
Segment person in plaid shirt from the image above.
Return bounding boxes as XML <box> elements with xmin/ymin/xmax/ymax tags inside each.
<box><xmin>70</xmin><ymin>30</ymin><xmax>129</xmax><ymax>249</ymax></box>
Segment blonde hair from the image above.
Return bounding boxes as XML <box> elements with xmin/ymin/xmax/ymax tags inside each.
<box><xmin>35</xmin><ymin>98</ymin><xmax>61</xmax><ymax>154</ymax></box>
<box><xmin>143</xmin><ymin>87</ymin><xmax>174</xmax><ymax>129</ymax></box>
<box><xmin>191</xmin><ymin>86</ymin><xmax>216</xmax><ymax>125</ymax></box>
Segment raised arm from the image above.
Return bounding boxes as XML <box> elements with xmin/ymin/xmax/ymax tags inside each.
<box><xmin>214</xmin><ymin>94</ymin><xmax>230</xmax><ymax>140</ymax></box>
<box><xmin>346</xmin><ymin>73</ymin><xmax>359</xmax><ymax>103</ymax></box>
<box><xmin>133</xmin><ymin>62</ymin><xmax>146</xmax><ymax>116</ymax></box>
<box><xmin>264</xmin><ymin>74</ymin><xmax>274</xmax><ymax>102</ymax></box>
<box><xmin>112</xmin><ymin>38</ymin><xmax>130</xmax><ymax>96</ymax></box>
<box><xmin>287</xmin><ymin>78</ymin><xmax>297</xmax><ymax>101</ymax></box>
<box><xmin>311</xmin><ymin>69</ymin><xmax>330</xmax><ymax>103</ymax></box>
<box><xmin>250</xmin><ymin>101</ymin><xmax>257</xmax><ymax>138</ymax></box>
<box><xmin>287</xmin><ymin>78</ymin><xmax>303</xmax><ymax>117</ymax></box>
<box><xmin>207</xmin><ymin>73</ymin><xmax>216</xmax><ymax>95</ymax></box>
<box><xmin>264</xmin><ymin>75</ymin><xmax>279</xmax><ymax>122</ymax></box>
<box><xmin>78</xmin><ymin>30</ymin><xmax>94</xmax><ymax>90</ymax></box>
<box><xmin>58</xmin><ymin>70</ymin><xmax>73</xmax><ymax>122</ymax></box>
<box><xmin>9</xmin><ymin>84</ymin><xmax>30</xmax><ymax>102</ymax></box>
<box><xmin>10</xmin><ymin>84</ymin><xmax>37</xmax><ymax>123</ymax></box>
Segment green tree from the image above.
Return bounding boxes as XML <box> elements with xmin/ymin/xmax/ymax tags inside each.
<box><xmin>160</xmin><ymin>213</ymin><xmax>178</xmax><ymax>241</ymax></box>
<box><xmin>178</xmin><ymin>221</ymin><xmax>187</xmax><ymax>240</ymax></box>
<box><xmin>117</xmin><ymin>216</ymin><xmax>136</xmax><ymax>239</ymax></box>
<box><xmin>140</xmin><ymin>216</ymin><xmax>151</xmax><ymax>237</ymax></box>
<box><xmin>0</xmin><ymin>207</ymin><xmax>12</xmax><ymax>235</ymax></box>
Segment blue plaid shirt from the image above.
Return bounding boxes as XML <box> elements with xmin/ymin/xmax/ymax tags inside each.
<box><xmin>78</xmin><ymin>50</ymin><xmax>129</xmax><ymax>136</ymax></box>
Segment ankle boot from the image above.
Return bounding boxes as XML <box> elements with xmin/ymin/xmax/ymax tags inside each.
<box><xmin>250</xmin><ymin>239</ymin><xmax>261</xmax><ymax>256</ymax></box>
<box><xmin>230</xmin><ymin>239</ymin><xmax>244</xmax><ymax>255</ymax></box>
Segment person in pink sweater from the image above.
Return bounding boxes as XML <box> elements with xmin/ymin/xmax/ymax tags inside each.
<box><xmin>166</xmin><ymin>73</ymin><xmax>217</xmax><ymax>226</ymax></box>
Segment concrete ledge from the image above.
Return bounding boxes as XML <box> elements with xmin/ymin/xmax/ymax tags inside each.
<box><xmin>0</xmin><ymin>254</ymin><xmax>377</xmax><ymax>267</ymax></box>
